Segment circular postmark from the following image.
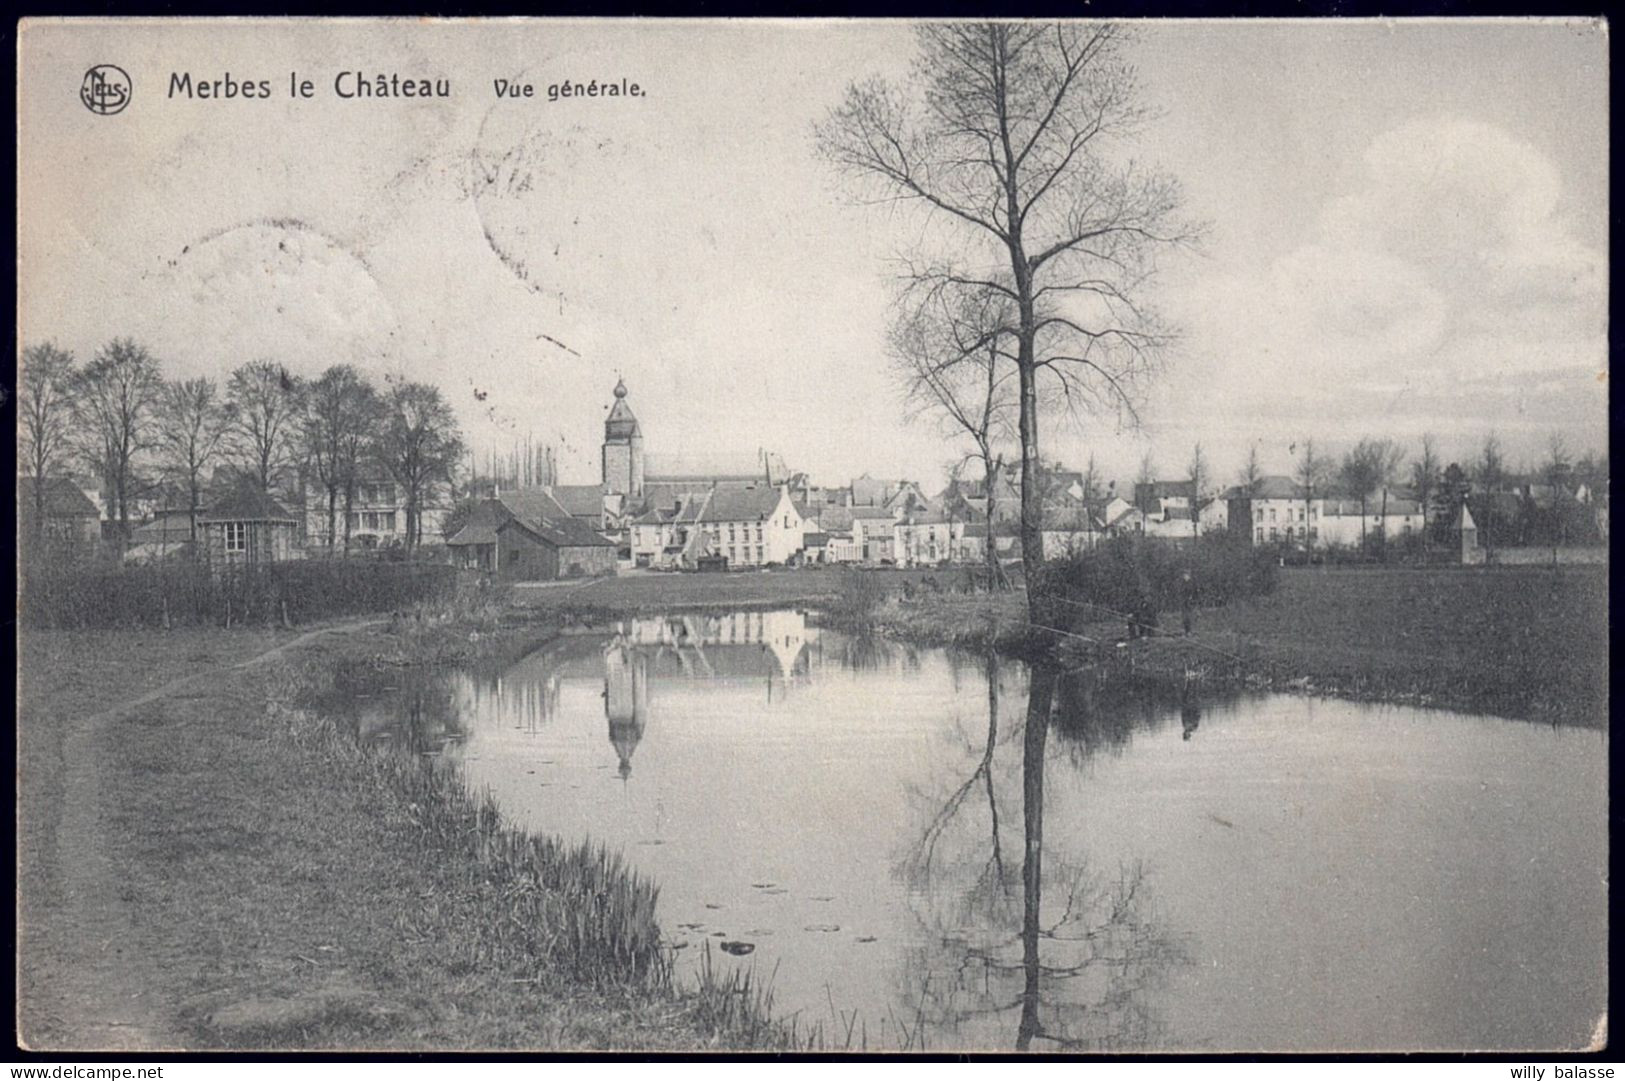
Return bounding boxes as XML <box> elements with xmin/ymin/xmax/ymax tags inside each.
<box><xmin>80</xmin><ymin>64</ymin><xmax>132</xmax><ymax>116</ymax></box>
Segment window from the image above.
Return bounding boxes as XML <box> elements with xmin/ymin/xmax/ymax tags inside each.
<box><xmin>1298</xmin><ymin>508</ymin><xmax>1305</xmax><ymax>521</ymax></box>
<box><xmin>382</xmin><ymin>512</ymin><xmax>396</xmax><ymax>533</ymax></box>
<box><xmin>1255</xmin><ymin>507</ymin><xmax>1264</xmax><ymax>522</ymax></box>
<box><xmin>1269</xmin><ymin>507</ymin><xmax>1277</xmax><ymax>522</ymax></box>
<box><xmin>1255</xmin><ymin>527</ymin><xmax>1264</xmax><ymax>543</ymax></box>
<box><xmin>224</xmin><ymin>521</ymin><xmax>246</xmax><ymax>553</ymax></box>
<box><xmin>1269</xmin><ymin>526</ymin><xmax>1279</xmax><ymax>542</ymax></box>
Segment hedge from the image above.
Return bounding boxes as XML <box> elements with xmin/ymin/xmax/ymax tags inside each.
<box><xmin>20</xmin><ymin>557</ymin><xmax>458</xmax><ymax>629</ymax></box>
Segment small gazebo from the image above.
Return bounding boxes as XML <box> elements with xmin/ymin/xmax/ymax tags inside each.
<box><xmin>199</xmin><ymin>485</ymin><xmax>301</xmax><ymax>566</ymax></box>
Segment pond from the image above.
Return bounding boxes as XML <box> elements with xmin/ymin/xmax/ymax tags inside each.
<box><xmin>339</xmin><ymin>608</ymin><xmax>1607</xmax><ymax>1052</ymax></box>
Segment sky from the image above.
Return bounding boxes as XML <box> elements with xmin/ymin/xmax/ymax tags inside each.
<box><xmin>17</xmin><ymin>18</ymin><xmax>1610</xmax><ymax>492</ymax></box>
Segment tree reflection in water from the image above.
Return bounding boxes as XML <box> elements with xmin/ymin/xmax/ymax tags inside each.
<box><xmin>337</xmin><ymin>665</ymin><xmax>467</xmax><ymax>756</ymax></box>
<box><xmin>897</xmin><ymin>657</ymin><xmax>1189</xmax><ymax>1052</ymax></box>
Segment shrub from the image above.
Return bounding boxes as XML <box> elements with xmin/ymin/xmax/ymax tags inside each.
<box><xmin>829</xmin><ymin>567</ymin><xmax>888</xmax><ymax>624</ymax></box>
<box><xmin>1032</xmin><ymin>532</ymin><xmax>1276</xmax><ymax>626</ymax></box>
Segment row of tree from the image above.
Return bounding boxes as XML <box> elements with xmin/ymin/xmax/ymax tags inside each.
<box><xmin>18</xmin><ymin>339</ymin><xmax>466</xmax><ymax>554</ymax></box>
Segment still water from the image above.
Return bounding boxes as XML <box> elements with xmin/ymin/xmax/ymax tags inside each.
<box><xmin>339</xmin><ymin>609</ymin><xmax>1607</xmax><ymax>1052</ymax></box>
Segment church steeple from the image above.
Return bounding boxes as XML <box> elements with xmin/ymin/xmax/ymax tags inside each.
<box><xmin>602</xmin><ymin>378</ymin><xmax>644</xmax><ymax>496</ymax></box>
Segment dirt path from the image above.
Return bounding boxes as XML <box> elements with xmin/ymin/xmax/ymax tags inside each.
<box><xmin>20</xmin><ymin>619</ymin><xmax>380</xmax><ymax>1051</ymax></box>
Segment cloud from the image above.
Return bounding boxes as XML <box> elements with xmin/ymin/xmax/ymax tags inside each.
<box><xmin>1166</xmin><ymin>114</ymin><xmax>1606</xmax><ymax>461</ymax></box>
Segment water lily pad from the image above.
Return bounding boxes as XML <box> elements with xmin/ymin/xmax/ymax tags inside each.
<box><xmin>811</xmin><ymin>895</ymin><xmax>834</xmax><ymax>902</ymax></box>
<box><xmin>751</xmin><ymin>883</ymin><xmax>777</xmax><ymax>889</ymax></box>
<box><xmin>803</xmin><ymin>924</ymin><xmax>841</xmax><ymax>933</ymax></box>
<box><xmin>704</xmin><ymin>903</ymin><xmax>723</xmax><ymax>910</ymax></box>
<box><xmin>720</xmin><ymin>941</ymin><xmax>755</xmax><ymax>956</ymax></box>
<box><xmin>855</xmin><ymin>936</ymin><xmax>878</xmax><ymax>943</ymax></box>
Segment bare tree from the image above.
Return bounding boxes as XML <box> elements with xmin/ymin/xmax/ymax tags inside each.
<box><xmin>301</xmin><ymin>365</ymin><xmax>383</xmax><ymax>554</ymax></box>
<box><xmin>1186</xmin><ymin>442</ymin><xmax>1207</xmax><ymax>538</ymax></box>
<box><xmin>1475</xmin><ymin>433</ymin><xmax>1507</xmax><ymax>557</ymax></box>
<box><xmin>1411</xmin><ymin>434</ymin><xmax>1441</xmax><ymax>558</ymax></box>
<box><xmin>225</xmin><ymin>360</ymin><xmax>303</xmax><ymax>492</ymax></box>
<box><xmin>154</xmin><ymin>377</ymin><xmax>229</xmax><ymax>542</ymax></box>
<box><xmin>375</xmin><ymin>380</ymin><xmax>465</xmax><ymax>551</ymax></box>
<box><xmin>1238</xmin><ymin>444</ymin><xmax>1262</xmax><ymax>497</ymax></box>
<box><xmin>892</xmin><ymin>285</ymin><xmax>1017</xmax><ymax>588</ymax></box>
<box><xmin>1293</xmin><ymin>438</ymin><xmax>1326</xmax><ymax>548</ymax></box>
<box><xmin>74</xmin><ymin>338</ymin><xmax>163</xmax><ymax>550</ymax></box>
<box><xmin>816</xmin><ymin>22</ymin><xmax>1195</xmax><ymax>622</ymax></box>
<box><xmin>1544</xmin><ymin>433</ymin><xmax>1574</xmax><ymax>556</ymax></box>
<box><xmin>1336</xmin><ymin>438</ymin><xmax>1404</xmax><ymax>555</ymax></box>
<box><xmin>18</xmin><ymin>343</ymin><xmax>78</xmax><ymax>542</ymax></box>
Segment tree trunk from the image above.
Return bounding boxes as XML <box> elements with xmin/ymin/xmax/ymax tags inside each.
<box><xmin>1379</xmin><ymin>487</ymin><xmax>1389</xmax><ymax>561</ymax></box>
<box><xmin>326</xmin><ymin>486</ymin><xmax>338</xmax><ymax>553</ymax></box>
<box><xmin>342</xmin><ymin>482</ymin><xmax>356</xmax><ymax>554</ymax></box>
<box><xmin>982</xmin><ymin>447</ymin><xmax>1006</xmax><ymax>592</ymax></box>
<box><xmin>1016</xmin><ymin>356</ymin><xmax>1044</xmax><ymax>624</ymax></box>
<box><xmin>1016</xmin><ymin>665</ymin><xmax>1055</xmax><ymax>1053</ymax></box>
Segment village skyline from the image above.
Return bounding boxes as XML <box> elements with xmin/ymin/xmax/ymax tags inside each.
<box><xmin>18</xmin><ymin>19</ymin><xmax>1609</xmax><ymax>491</ymax></box>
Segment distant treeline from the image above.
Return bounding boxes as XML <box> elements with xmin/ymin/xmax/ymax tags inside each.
<box><xmin>18</xmin><ymin>339</ymin><xmax>466</xmax><ymax>552</ymax></box>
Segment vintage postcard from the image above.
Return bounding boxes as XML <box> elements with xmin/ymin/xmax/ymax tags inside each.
<box><xmin>15</xmin><ymin>17</ymin><xmax>1608</xmax><ymax>1057</ymax></box>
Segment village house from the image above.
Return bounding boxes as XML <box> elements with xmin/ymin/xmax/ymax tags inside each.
<box><xmin>689</xmin><ymin>484</ymin><xmax>807</xmax><ymax>567</ymax></box>
<box><xmin>124</xmin><ymin>508</ymin><xmax>198</xmax><ymax>563</ymax></box>
<box><xmin>446</xmin><ymin>489</ymin><xmax>617</xmax><ymax>579</ymax></box>
<box><xmin>18</xmin><ymin>476</ymin><xmax>103</xmax><ymax>550</ymax></box>
<box><xmin>1228</xmin><ymin>476</ymin><xmax>1316</xmax><ymax>546</ymax></box>
<box><xmin>893</xmin><ymin>508</ymin><xmax>959</xmax><ymax>567</ymax></box>
<box><xmin>1317</xmin><ymin>492</ymin><xmax>1425</xmax><ymax>548</ymax></box>
<box><xmin>302</xmin><ymin>476</ymin><xmax>452</xmax><ymax>551</ymax></box>
<box><xmin>199</xmin><ymin>485</ymin><xmax>303</xmax><ymax>567</ymax></box>
<box><xmin>850</xmin><ymin>506</ymin><xmax>899</xmax><ymax>563</ymax></box>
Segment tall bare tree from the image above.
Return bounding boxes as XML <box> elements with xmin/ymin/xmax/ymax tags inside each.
<box><xmin>18</xmin><ymin>343</ymin><xmax>78</xmax><ymax>541</ymax></box>
<box><xmin>1339</xmin><ymin>437</ymin><xmax>1403</xmax><ymax>553</ymax></box>
<box><xmin>1293</xmin><ymin>438</ymin><xmax>1326</xmax><ymax>547</ymax></box>
<box><xmin>375</xmin><ymin>380</ymin><xmax>464</xmax><ymax>550</ymax></box>
<box><xmin>1475</xmin><ymin>433</ymin><xmax>1507</xmax><ymax>557</ymax></box>
<box><xmin>154</xmin><ymin>377</ymin><xmax>229</xmax><ymax>542</ymax></box>
<box><xmin>1238</xmin><ymin>444</ymin><xmax>1262</xmax><ymax>497</ymax></box>
<box><xmin>1186</xmin><ymin>442</ymin><xmax>1208</xmax><ymax>538</ymax></box>
<box><xmin>225</xmin><ymin>360</ymin><xmax>303</xmax><ymax>492</ymax></box>
<box><xmin>1543</xmin><ymin>433</ymin><xmax>1574</xmax><ymax>555</ymax></box>
<box><xmin>817</xmin><ymin>22</ymin><xmax>1195</xmax><ymax>621</ymax></box>
<box><xmin>74</xmin><ymin>338</ymin><xmax>162</xmax><ymax>549</ymax></box>
<box><xmin>301</xmin><ymin>365</ymin><xmax>382</xmax><ymax>553</ymax></box>
<box><xmin>892</xmin><ymin>285</ymin><xmax>1017</xmax><ymax>588</ymax></box>
<box><xmin>1411</xmin><ymin>433</ymin><xmax>1441</xmax><ymax>556</ymax></box>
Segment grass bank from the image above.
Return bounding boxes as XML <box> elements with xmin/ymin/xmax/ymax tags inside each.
<box><xmin>17</xmin><ymin>606</ymin><xmax>800</xmax><ymax>1050</ymax></box>
<box><xmin>847</xmin><ymin>565</ymin><xmax>1609</xmax><ymax>726</ymax></box>
<box><xmin>508</xmin><ymin>566</ymin><xmax>961</xmax><ymax>620</ymax></box>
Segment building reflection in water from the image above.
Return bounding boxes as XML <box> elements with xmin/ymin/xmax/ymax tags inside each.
<box><xmin>453</xmin><ymin>609</ymin><xmax>816</xmax><ymax>780</ymax></box>
<box><xmin>603</xmin><ymin>637</ymin><xmax>649</xmax><ymax>780</ymax></box>
<box><xmin>601</xmin><ymin>609</ymin><xmax>815</xmax><ymax>778</ymax></box>
<box><xmin>896</xmin><ymin>656</ymin><xmax>1192</xmax><ymax>1051</ymax></box>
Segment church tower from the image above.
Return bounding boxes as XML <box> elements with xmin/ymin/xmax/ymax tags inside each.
<box><xmin>601</xmin><ymin>378</ymin><xmax>644</xmax><ymax>497</ymax></box>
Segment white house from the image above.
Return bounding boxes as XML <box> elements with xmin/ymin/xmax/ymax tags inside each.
<box><xmin>893</xmin><ymin>509</ymin><xmax>959</xmax><ymax>567</ymax></box>
<box><xmin>689</xmin><ymin>484</ymin><xmax>806</xmax><ymax>567</ymax></box>
<box><xmin>1317</xmin><ymin>492</ymin><xmax>1425</xmax><ymax>548</ymax></box>
<box><xmin>850</xmin><ymin>506</ymin><xmax>899</xmax><ymax>562</ymax></box>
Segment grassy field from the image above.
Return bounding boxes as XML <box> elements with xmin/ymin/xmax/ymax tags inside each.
<box><xmin>863</xmin><ymin>565</ymin><xmax>1610</xmax><ymax>725</ymax></box>
<box><xmin>17</xmin><ymin>615</ymin><xmax>795</xmax><ymax>1051</ymax></box>
<box><xmin>509</xmin><ymin>566</ymin><xmax>959</xmax><ymax>617</ymax></box>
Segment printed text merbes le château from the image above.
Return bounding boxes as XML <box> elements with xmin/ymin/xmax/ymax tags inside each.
<box><xmin>167</xmin><ymin>72</ymin><xmax>452</xmax><ymax>99</ymax></box>
<box><xmin>167</xmin><ymin>72</ymin><xmax>646</xmax><ymax>101</ymax></box>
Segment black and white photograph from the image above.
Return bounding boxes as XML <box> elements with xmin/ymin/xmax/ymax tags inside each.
<box><xmin>14</xmin><ymin>17</ymin><xmax>1610</xmax><ymax>1057</ymax></box>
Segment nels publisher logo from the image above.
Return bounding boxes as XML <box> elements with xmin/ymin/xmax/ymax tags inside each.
<box><xmin>80</xmin><ymin>64</ymin><xmax>131</xmax><ymax>115</ymax></box>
